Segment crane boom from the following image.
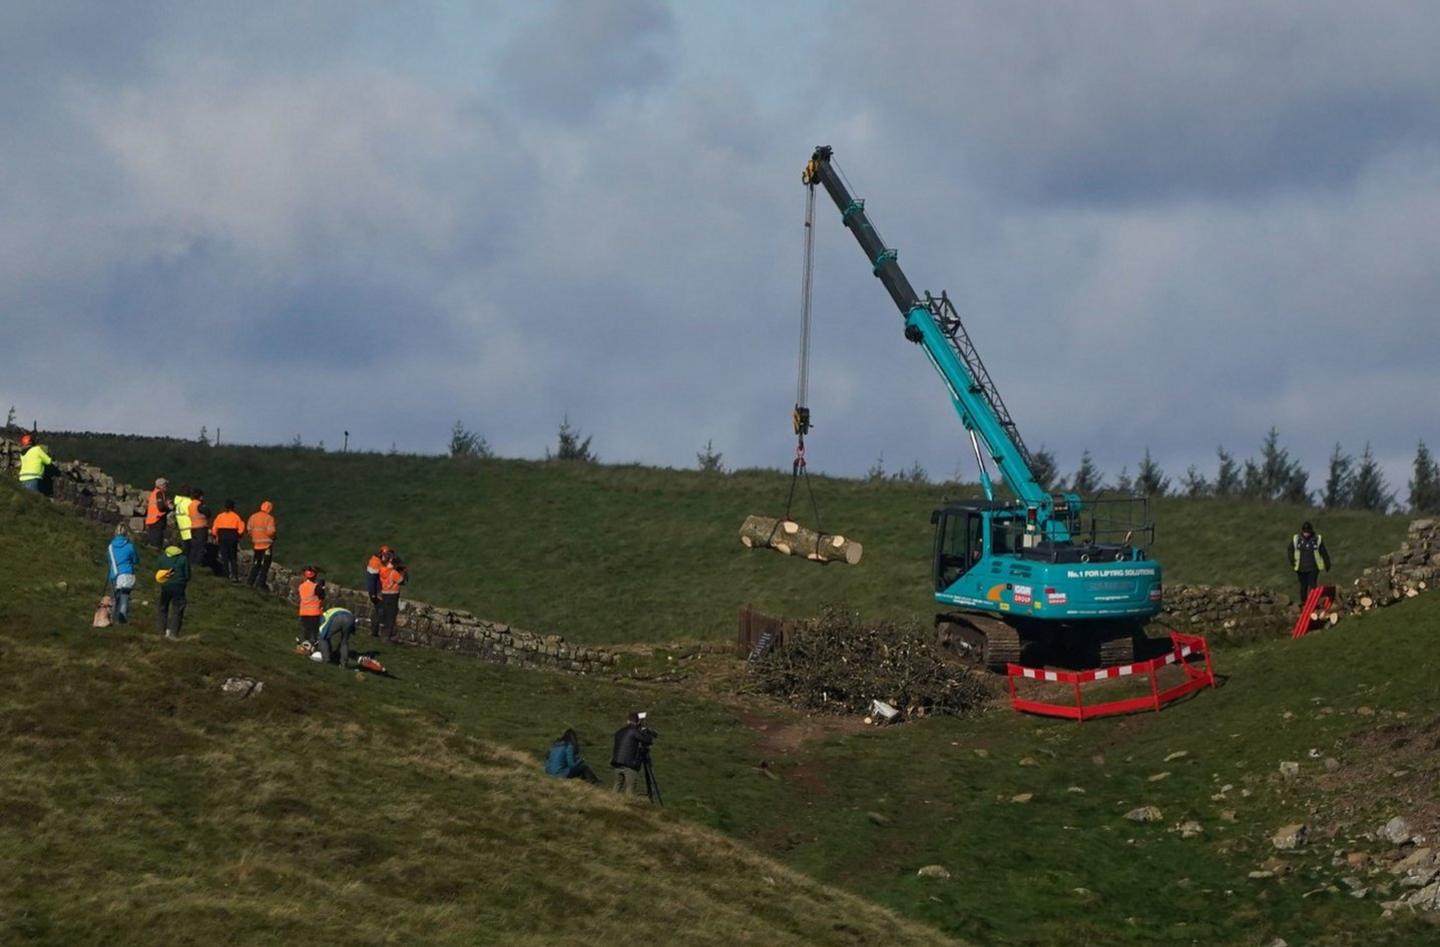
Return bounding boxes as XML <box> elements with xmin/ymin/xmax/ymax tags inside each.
<box><xmin>802</xmin><ymin>146</ymin><xmax>1058</xmax><ymax>518</ymax></box>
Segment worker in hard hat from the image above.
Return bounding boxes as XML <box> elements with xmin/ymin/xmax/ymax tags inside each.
<box><xmin>309</xmin><ymin>606</ymin><xmax>357</xmax><ymax>668</ymax></box>
<box><xmin>17</xmin><ymin>433</ymin><xmax>52</xmax><ymax>493</ymax></box>
<box><xmin>245</xmin><ymin>500</ymin><xmax>277</xmax><ymax>590</ymax></box>
<box><xmin>144</xmin><ymin>478</ymin><xmax>172</xmax><ymax>550</ymax></box>
<box><xmin>210</xmin><ymin>499</ymin><xmax>246</xmax><ymax>582</ymax></box>
<box><xmin>365</xmin><ymin>545</ymin><xmax>392</xmax><ymax>636</ymax></box>
<box><xmin>297</xmin><ymin>566</ymin><xmax>326</xmax><ymax>646</ymax></box>
<box><xmin>375</xmin><ymin>552</ymin><xmax>407</xmax><ymax>641</ymax></box>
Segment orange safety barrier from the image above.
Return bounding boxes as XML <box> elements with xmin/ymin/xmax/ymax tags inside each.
<box><xmin>1006</xmin><ymin>632</ymin><xmax>1216</xmax><ymax>722</ymax></box>
<box><xmin>1290</xmin><ymin>585</ymin><xmax>1337</xmax><ymax>639</ymax></box>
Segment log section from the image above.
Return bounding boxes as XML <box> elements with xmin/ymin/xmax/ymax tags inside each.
<box><xmin>739</xmin><ymin>514</ymin><xmax>863</xmax><ymax>565</ymax></box>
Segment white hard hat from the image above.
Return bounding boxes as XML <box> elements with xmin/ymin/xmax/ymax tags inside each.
<box><xmin>309</xmin><ymin>650</ymin><xmax>324</xmax><ymax>662</ymax></box>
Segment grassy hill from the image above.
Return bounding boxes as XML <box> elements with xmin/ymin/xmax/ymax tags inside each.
<box><xmin>42</xmin><ymin>434</ymin><xmax>1408</xmax><ymax>645</ymax></box>
<box><xmin>4</xmin><ymin>466</ymin><xmax>1438</xmax><ymax>945</ymax></box>
<box><xmin>0</xmin><ymin>480</ymin><xmax>950</xmax><ymax>946</ymax></box>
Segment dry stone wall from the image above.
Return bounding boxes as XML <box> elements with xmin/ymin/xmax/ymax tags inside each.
<box><xmin>1348</xmin><ymin>518</ymin><xmax>1438</xmax><ymax>613</ymax></box>
<box><xmin>0</xmin><ymin>436</ymin><xmax>615</xmax><ymax>675</ymax></box>
<box><xmin>1157</xmin><ymin>583</ymin><xmax>1290</xmax><ymax>640</ymax></box>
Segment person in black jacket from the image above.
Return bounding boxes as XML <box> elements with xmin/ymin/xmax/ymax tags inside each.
<box><xmin>1286</xmin><ymin>521</ymin><xmax>1331</xmax><ymax>602</ymax></box>
<box><xmin>610</xmin><ymin>711</ymin><xmax>656</xmax><ymax>798</ymax></box>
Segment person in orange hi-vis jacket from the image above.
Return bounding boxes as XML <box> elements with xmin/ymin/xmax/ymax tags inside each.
<box><xmin>246</xmin><ymin>500</ymin><xmax>277</xmax><ymax>590</ymax></box>
<box><xmin>376</xmin><ymin>553</ymin><xmax>408</xmax><ymax>642</ymax></box>
<box><xmin>365</xmin><ymin>545</ymin><xmax>392</xmax><ymax>636</ymax></box>
<box><xmin>210</xmin><ymin>499</ymin><xmax>246</xmax><ymax>582</ymax></box>
<box><xmin>297</xmin><ymin>566</ymin><xmax>326</xmax><ymax>645</ymax></box>
<box><xmin>144</xmin><ymin>478</ymin><xmax>171</xmax><ymax>550</ymax></box>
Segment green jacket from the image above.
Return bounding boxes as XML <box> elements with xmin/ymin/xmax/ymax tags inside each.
<box><xmin>157</xmin><ymin>548</ymin><xmax>191</xmax><ymax>590</ymax></box>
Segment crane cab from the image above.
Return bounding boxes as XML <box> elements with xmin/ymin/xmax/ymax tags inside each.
<box><xmin>930</xmin><ymin>500</ymin><xmax>1163</xmax><ymax>624</ymax></box>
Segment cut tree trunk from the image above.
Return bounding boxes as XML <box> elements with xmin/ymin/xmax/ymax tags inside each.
<box><xmin>739</xmin><ymin>514</ymin><xmax>863</xmax><ymax>565</ymax></box>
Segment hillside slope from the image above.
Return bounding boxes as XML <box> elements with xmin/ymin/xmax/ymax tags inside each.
<box><xmin>0</xmin><ymin>482</ymin><xmax>952</xmax><ymax>946</ymax></box>
<box><xmin>4</xmin><ymin>467</ymin><xmax>1440</xmax><ymax>945</ymax></box>
<box><xmin>43</xmin><ymin>434</ymin><xmax>1407</xmax><ymax>644</ymax></box>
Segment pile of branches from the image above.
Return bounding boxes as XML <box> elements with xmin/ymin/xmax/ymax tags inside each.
<box><xmin>753</xmin><ymin>607</ymin><xmax>992</xmax><ymax>718</ymax></box>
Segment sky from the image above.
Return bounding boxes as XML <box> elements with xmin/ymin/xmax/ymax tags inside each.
<box><xmin>3</xmin><ymin>1</ymin><xmax>1438</xmax><ymax>503</ymax></box>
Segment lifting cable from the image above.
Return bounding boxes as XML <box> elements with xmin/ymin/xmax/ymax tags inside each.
<box><xmin>783</xmin><ymin>181</ymin><xmax>823</xmax><ymax>533</ymax></box>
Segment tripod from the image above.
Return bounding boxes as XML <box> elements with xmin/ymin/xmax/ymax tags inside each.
<box><xmin>641</xmin><ymin>753</ymin><xmax>663</xmax><ymax>807</ymax></box>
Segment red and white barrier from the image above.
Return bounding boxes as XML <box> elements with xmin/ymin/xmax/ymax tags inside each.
<box><xmin>1006</xmin><ymin>632</ymin><xmax>1216</xmax><ymax>722</ymax></box>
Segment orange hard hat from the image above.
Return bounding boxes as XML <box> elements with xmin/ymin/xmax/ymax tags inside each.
<box><xmin>20</xmin><ymin>433</ymin><xmax>33</xmax><ymax>446</ymax></box>
<box><xmin>303</xmin><ymin>567</ymin><xmax>318</xmax><ymax>579</ymax></box>
<box><xmin>379</xmin><ymin>544</ymin><xmax>392</xmax><ymax>554</ymax></box>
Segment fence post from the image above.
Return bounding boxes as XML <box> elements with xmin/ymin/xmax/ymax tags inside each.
<box><xmin>1073</xmin><ymin>677</ymin><xmax>1085</xmax><ymax>723</ymax></box>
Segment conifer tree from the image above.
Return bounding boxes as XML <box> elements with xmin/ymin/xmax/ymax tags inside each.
<box><xmin>1409</xmin><ymin>440</ymin><xmax>1440</xmax><ymax>514</ymax></box>
<box><xmin>1070</xmin><ymin>450</ymin><xmax>1102</xmax><ymax>494</ymax></box>
<box><xmin>1322</xmin><ymin>442</ymin><xmax>1354</xmax><ymax>509</ymax></box>
<box><xmin>1213</xmin><ymin>446</ymin><xmax>1240</xmax><ymax>497</ymax></box>
<box><xmin>1348</xmin><ymin>442</ymin><xmax>1393</xmax><ymax>513</ymax></box>
<box><xmin>1135</xmin><ymin>449</ymin><xmax>1169</xmax><ymax>497</ymax></box>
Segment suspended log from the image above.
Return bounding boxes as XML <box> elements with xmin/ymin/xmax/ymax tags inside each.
<box><xmin>739</xmin><ymin>514</ymin><xmax>863</xmax><ymax>565</ymax></box>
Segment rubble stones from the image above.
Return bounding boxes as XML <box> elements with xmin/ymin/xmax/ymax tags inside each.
<box><xmin>1272</xmin><ymin>824</ymin><xmax>1309</xmax><ymax>850</ymax></box>
<box><xmin>916</xmin><ymin>865</ymin><xmax>951</xmax><ymax>879</ymax></box>
<box><xmin>1124</xmin><ymin>806</ymin><xmax>1164</xmax><ymax>823</ymax></box>
<box><xmin>220</xmin><ymin>677</ymin><xmax>264</xmax><ymax>698</ymax></box>
<box><xmin>1278</xmin><ymin>761</ymin><xmax>1300</xmax><ymax>779</ymax></box>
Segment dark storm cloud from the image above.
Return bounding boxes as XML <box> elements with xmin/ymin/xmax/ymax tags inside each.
<box><xmin>1</xmin><ymin>1</ymin><xmax>1436</xmax><ymax>503</ymax></box>
<box><xmin>496</xmin><ymin>0</ymin><xmax>675</xmax><ymax>122</ymax></box>
<box><xmin>825</xmin><ymin>0</ymin><xmax>1440</xmax><ymax>205</ymax></box>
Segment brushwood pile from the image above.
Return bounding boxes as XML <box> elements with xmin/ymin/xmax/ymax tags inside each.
<box><xmin>753</xmin><ymin>607</ymin><xmax>991</xmax><ymax>718</ymax></box>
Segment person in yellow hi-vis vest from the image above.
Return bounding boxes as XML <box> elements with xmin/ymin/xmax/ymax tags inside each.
<box><xmin>17</xmin><ymin>433</ymin><xmax>52</xmax><ymax>493</ymax></box>
<box><xmin>172</xmin><ymin>486</ymin><xmax>194</xmax><ymax>559</ymax></box>
<box><xmin>1286</xmin><ymin>521</ymin><xmax>1331</xmax><ymax>602</ymax></box>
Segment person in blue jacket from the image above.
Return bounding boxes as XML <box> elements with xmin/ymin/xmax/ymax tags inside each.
<box><xmin>545</xmin><ymin>729</ymin><xmax>600</xmax><ymax>783</ymax></box>
<box><xmin>105</xmin><ymin>525</ymin><xmax>140</xmax><ymax>625</ymax></box>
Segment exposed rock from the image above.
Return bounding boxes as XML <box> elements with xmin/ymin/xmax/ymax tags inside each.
<box><xmin>1164</xmin><ymin>750</ymin><xmax>1189</xmax><ymax>762</ymax></box>
<box><xmin>1324</xmin><ymin>757</ymin><xmax>1341</xmax><ymax>773</ymax></box>
<box><xmin>1391</xmin><ymin>848</ymin><xmax>1435</xmax><ymax>876</ymax></box>
<box><xmin>1011</xmin><ymin>793</ymin><xmax>1034</xmax><ymax>804</ymax></box>
<box><xmin>916</xmin><ymin>864</ymin><xmax>951</xmax><ymax>880</ymax></box>
<box><xmin>1148</xmin><ymin>772</ymin><xmax>1171</xmax><ymax>782</ymax></box>
<box><xmin>1066</xmin><ymin>786</ymin><xmax>1086</xmax><ymax>795</ymax></box>
<box><xmin>1178</xmin><ymin>821</ymin><xmax>1203</xmax><ymax>839</ymax></box>
<box><xmin>1124</xmin><ymin>806</ymin><xmax>1163</xmax><ymax>823</ymax></box>
<box><xmin>220</xmin><ymin>677</ymin><xmax>264</xmax><ymax>698</ymax></box>
<box><xmin>1278</xmin><ymin>761</ymin><xmax>1300</xmax><ymax>779</ymax></box>
<box><xmin>1018</xmin><ymin>757</ymin><xmax>1039</xmax><ymax>767</ymax></box>
<box><xmin>1272</xmin><ymin>824</ymin><xmax>1309</xmax><ymax>851</ymax></box>
<box><xmin>866</xmin><ymin>811</ymin><xmax>892</xmax><ymax>826</ymax></box>
<box><xmin>1380</xmin><ymin>816</ymin><xmax>1413</xmax><ymax>845</ymax></box>
<box><xmin>1346</xmin><ymin>852</ymin><xmax>1371</xmax><ymax>868</ymax></box>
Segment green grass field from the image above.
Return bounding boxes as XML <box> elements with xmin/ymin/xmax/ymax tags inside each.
<box><xmin>42</xmin><ymin>435</ymin><xmax>1409</xmax><ymax>645</ymax></box>
<box><xmin>3</xmin><ymin>463</ymin><xmax>1437</xmax><ymax>945</ymax></box>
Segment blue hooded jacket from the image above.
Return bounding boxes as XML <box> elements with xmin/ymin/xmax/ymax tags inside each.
<box><xmin>107</xmin><ymin>536</ymin><xmax>138</xmax><ymax>581</ymax></box>
<box><xmin>545</xmin><ymin>740</ymin><xmax>579</xmax><ymax>777</ymax></box>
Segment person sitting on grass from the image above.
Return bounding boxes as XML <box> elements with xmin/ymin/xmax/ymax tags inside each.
<box><xmin>545</xmin><ymin>729</ymin><xmax>600</xmax><ymax>784</ymax></box>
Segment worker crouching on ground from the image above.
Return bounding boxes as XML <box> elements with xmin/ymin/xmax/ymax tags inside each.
<box><xmin>546</xmin><ymin>729</ymin><xmax>601</xmax><ymax>784</ymax></box>
<box><xmin>145</xmin><ymin>478</ymin><xmax>171</xmax><ymax>550</ymax></box>
<box><xmin>309</xmin><ymin>606</ymin><xmax>357</xmax><ymax>667</ymax></box>
<box><xmin>298</xmin><ymin>567</ymin><xmax>326</xmax><ymax>645</ymax></box>
<box><xmin>155</xmin><ymin>544</ymin><xmax>191</xmax><ymax>639</ymax></box>
<box><xmin>17</xmin><ymin>433</ymin><xmax>52</xmax><ymax>493</ymax></box>
<box><xmin>245</xmin><ymin>500</ymin><xmax>277</xmax><ymax>590</ymax></box>
<box><xmin>211</xmin><ymin>499</ymin><xmax>246</xmax><ymax>582</ymax></box>
<box><xmin>375</xmin><ymin>552</ymin><xmax>406</xmax><ymax>641</ymax></box>
<box><xmin>1287</xmin><ymin>521</ymin><xmax>1331</xmax><ymax>602</ymax></box>
<box><xmin>105</xmin><ymin>525</ymin><xmax>139</xmax><ymax>625</ymax></box>
<box><xmin>611</xmin><ymin>711</ymin><xmax>657</xmax><ymax>798</ymax></box>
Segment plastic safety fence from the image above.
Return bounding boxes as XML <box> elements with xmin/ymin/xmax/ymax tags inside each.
<box><xmin>1006</xmin><ymin>632</ymin><xmax>1216</xmax><ymax>722</ymax></box>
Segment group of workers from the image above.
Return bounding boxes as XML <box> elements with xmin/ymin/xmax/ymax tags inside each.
<box><xmin>8</xmin><ymin>433</ymin><xmax>411</xmax><ymax>660</ymax></box>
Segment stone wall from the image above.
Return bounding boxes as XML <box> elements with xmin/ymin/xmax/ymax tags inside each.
<box><xmin>1348</xmin><ymin>517</ymin><xmax>1438</xmax><ymax>613</ymax></box>
<box><xmin>1157</xmin><ymin>582</ymin><xmax>1291</xmax><ymax>640</ymax></box>
<box><xmin>0</xmin><ymin>436</ymin><xmax>615</xmax><ymax>675</ymax></box>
